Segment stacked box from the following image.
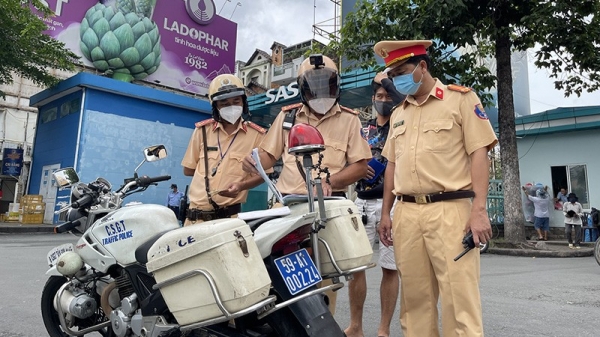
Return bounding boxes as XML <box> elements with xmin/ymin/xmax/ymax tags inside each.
<box><xmin>19</xmin><ymin>195</ymin><xmax>45</xmax><ymax>224</ymax></box>
<box><xmin>20</xmin><ymin>195</ymin><xmax>43</xmax><ymax>204</ymax></box>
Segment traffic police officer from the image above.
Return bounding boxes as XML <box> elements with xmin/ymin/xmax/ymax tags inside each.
<box><xmin>242</xmin><ymin>54</ymin><xmax>372</xmax><ymax>312</ymax></box>
<box><xmin>181</xmin><ymin>74</ymin><xmax>269</xmax><ymax>225</ymax></box>
<box><xmin>376</xmin><ymin>40</ymin><xmax>498</xmax><ymax>337</ymax></box>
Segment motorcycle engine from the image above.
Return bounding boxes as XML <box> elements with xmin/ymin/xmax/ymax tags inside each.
<box><xmin>56</xmin><ymin>286</ymin><xmax>98</xmax><ymax>319</ymax></box>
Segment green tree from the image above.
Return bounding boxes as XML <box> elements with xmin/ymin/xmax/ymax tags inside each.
<box><xmin>330</xmin><ymin>0</ymin><xmax>600</xmax><ymax>244</ymax></box>
<box><xmin>0</xmin><ymin>0</ymin><xmax>79</xmax><ymax>98</ymax></box>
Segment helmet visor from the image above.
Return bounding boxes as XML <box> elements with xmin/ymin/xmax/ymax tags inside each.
<box><xmin>211</xmin><ymin>86</ymin><xmax>245</xmax><ymax>102</ymax></box>
<box><xmin>299</xmin><ymin>68</ymin><xmax>339</xmax><ymax>100</ymax></box>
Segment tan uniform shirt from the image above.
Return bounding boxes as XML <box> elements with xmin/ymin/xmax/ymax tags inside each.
<box><xmin>382</xmin><ymin>79</ymin><xmax>498</xmax><ymax>195</ymax></box>
<box><xmin>261</xmin><ymin>103</ymin><xmax>371</xmax><ymax>195</ymax></box>
<box><xmin>181</xmin><ymin>119</ymin><xmax>267</xmax><ymax>210</ymax></box>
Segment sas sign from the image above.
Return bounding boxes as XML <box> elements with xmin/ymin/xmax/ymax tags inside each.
<box><xmin>265</xmin><ymin>82</ymin><xmax>299</xmax><ymax>105</ymax></box>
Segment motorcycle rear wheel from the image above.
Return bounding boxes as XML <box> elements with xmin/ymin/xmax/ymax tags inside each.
<box><xmin>41</xmin><ymin>276</ymin><xmax>115</xmax><ymax>337</ymax></box>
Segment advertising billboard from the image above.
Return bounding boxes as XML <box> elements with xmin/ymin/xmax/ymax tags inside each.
<box><xmin>32</xmin><ymin>0</ymin><xmax>237</xmax><ymax>96</ymax></box>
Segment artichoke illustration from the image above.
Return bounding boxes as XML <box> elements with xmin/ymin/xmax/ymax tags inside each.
<box><xmin>79</xmin><ymin>0</ymin><xmax>161</xmax><ymax>82</ymax></box>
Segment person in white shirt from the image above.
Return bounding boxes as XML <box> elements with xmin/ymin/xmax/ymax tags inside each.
<box><xmin>523</xmin><ymin>185</ymin><xmax>551</xmax><ymax>241</ymax></box>
<box><xmin>563</xmin><ymin>193</ymin><xmax>583</xmax><ymax>249</ymax></box>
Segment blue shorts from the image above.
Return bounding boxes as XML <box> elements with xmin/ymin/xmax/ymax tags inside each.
<box><xmin>534</xmin><ymin>217</ymin><xmax>550</xmax><ymax>231</ymax></box>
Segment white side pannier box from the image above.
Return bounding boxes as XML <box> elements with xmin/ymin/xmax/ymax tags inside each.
<box><xmin>146</xmin><ymin>218</ymin><xmax>271</xmax><ymax>325</ymax></box>
<box><xmin>289</xmin><ymin>199</ymin><xmax>373</xmax><ymax>276</ymax></box>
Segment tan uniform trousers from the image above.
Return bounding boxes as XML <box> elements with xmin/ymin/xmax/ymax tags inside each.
<box><xmin>392</xmin><ymin>198</ymin><xmax>483</xmax><ymax>337</ymax></box>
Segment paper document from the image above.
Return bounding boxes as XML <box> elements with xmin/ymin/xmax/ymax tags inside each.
<box><xmin>251</xmin><ymin>148</ymin><xmax>284</xmax><ymax>204</ymax></box>
<box><xmin>238</xmin><ymin>206</ymin><xmax>291</xmax><ymax>221</ymax></box>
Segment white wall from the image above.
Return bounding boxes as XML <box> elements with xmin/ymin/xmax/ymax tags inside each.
<box><xmin>518</xmin><ymin>129</ymin><xmax>600</xmax><ymax>226</ymax></box>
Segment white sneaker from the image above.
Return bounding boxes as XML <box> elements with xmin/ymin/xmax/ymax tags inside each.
<box><xmin>569</xmin><ymin>244</ymin><xmax>574</xmax><ymax>249</ymax></box>
<box><xmin>576</xmin><ymin>245</ymin><xmax>581</xmax><ymax>249</ymax></box>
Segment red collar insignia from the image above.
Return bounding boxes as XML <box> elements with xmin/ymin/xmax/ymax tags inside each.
<box><xmin>435</xmin><ymin>87</ymin><xmax>444</xmax><ymax>99</ymax></box>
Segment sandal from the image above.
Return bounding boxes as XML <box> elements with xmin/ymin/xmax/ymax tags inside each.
<box><xmin>537</xmin><ymin>237</ymin><xmax>543</xmax><ymax>240</ymax></box>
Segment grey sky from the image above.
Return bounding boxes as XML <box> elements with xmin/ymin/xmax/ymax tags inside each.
<box><xmin>221</xmin><ymin>0</ymin><xmax>600</xmax><ymax>114</ymax></box>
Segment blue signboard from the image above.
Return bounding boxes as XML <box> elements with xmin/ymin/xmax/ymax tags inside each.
<box><xmin>2</xmin><ymin>148</ymin><xmax>24</xmax><ymax>176</ymax></box>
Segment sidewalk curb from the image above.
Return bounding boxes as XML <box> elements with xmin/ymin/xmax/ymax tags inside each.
<box><xmin>0</xmin><ymin>224</ymin><xmax>55</xmax><ymax>234</ymax></box>
<box><xmin>487</xmin><ymin>247</ymin><xmax>593</xmax><ymax>258</ymax></box>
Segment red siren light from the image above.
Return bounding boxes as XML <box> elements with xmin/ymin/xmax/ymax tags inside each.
<box><xmin>288</xmin><ymin>123</ymin><xmax>325</xmax><ymax>155</ymax></box>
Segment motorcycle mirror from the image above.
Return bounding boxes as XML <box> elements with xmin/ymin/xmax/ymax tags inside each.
<box><xmin>144</xmin><ymin>145</ymin><xmax>168</xmax><ymax>162</ymax></box>
<box><xmin>52</xmin><ymin>168</ymin><xmax>80</xmax><ymax>188</ymax></box>
<box><xmin>288</xmin><ymin>123</ymin><xmax>325</xmax><ymax>156</ymax></box>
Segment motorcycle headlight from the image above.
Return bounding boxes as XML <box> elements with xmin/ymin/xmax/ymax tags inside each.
<box><xmin>56</xmin><ymin>252</ymin><xmax>84</xmax><ymax>276</ymax></box>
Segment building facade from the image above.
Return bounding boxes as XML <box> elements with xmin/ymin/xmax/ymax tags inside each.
<box><xmin>513</xmin><ymin>106</ymin><xmax>600</xmax><ymax>227</ymax></box>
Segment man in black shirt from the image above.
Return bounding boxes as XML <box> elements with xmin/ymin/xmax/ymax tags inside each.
<box><xmin>345</xmin><ymin>72</ymin><xmax>405</xmax><ymax>337</ymax></box>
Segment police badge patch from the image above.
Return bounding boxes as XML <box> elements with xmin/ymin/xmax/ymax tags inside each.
<box><xmin>474</xmin><ymin>104</ymin><xmax>488</xmax><ymax>120</ymax></box>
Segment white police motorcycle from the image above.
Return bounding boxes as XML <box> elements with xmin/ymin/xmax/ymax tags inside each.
<box><xmin>42</xmin><ymin>128</ymin><xmax>373</xmax><ymax>337</ymax></box>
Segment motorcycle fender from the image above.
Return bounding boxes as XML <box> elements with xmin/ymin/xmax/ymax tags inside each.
<box><xmin>288</xmin><ymin>294</ymin><xmax>344</xmax><ymax>337</ymax></box>
<box><xmin>45</xmin><ymin>266</ymin><xmax>61</xmax><ymax>276</ymax></box>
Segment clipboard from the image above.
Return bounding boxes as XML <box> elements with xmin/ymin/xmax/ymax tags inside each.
<box><xmin>364</xmin><ymin>158</ymin><xmax>385</xmax><ymax>185</ymax></box>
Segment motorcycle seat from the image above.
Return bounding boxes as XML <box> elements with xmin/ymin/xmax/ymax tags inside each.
<box><xmin>246</xmin><ymin>216</ymin><xmax>282</xmax><ymax>232</ymax></box>
<box><xmin>135</xmin><ymin>230</ymin><xmax>172</xmax><ymax>264</ymax></box>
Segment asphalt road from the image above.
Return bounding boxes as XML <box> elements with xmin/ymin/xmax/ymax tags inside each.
<box><xmin>1</xmin><ymin>233</ymin><xmax>599</xmax><ymax>337</ymax></box>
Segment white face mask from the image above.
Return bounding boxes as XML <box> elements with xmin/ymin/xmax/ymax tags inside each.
<box><xmin>219</xmin><ymin>105</ymin><xmax>243</xmax><ymax>124</ymax></box>
<box><xmin>308</xmin><ymin>98</ymin><xmax>336</xmax><ymax>115</ymax></box>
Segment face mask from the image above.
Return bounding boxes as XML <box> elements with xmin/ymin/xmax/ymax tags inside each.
<box><xmin>308</xmin><ymin>98</ymin><xmax>336</xmax><ymax>115</ymax></box>
<box><xmin>373</xmin><ymin>101</ymin><xmax>394</xmax><ymax>116</ymax></box>
<box><xmin>219</xmin><ymin>105</ymin><xmax>243</xmax><ymax>124</ymax></box>
<box><xmin>392</xmin><ymin>65</ymin><xmax>423</xmax><ymax>95</ymax></box>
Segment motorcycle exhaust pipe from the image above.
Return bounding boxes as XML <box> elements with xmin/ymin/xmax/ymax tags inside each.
<box><xmin>100</xmin><ymin>281</ymin><xmax>118</xmax><ymax>316</ymax></box>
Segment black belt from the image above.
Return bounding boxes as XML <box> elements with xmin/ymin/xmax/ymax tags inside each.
<box><xmin>397</xmin><ymin>190</ymin><xmax>475</xmax><ymax>204</ymax></box>
<box><xmin>186</xmin><ymin>203</ymin><xmax>241</xmax><ymax>221</ymax></box>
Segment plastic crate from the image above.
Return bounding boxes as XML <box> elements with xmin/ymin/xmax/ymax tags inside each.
<box><xmin>22</xmin><ymin>203</ymin><xmax>45</xmax><ymax>212</ymax></box>
<box><xmin>21</xmin><ymin>213</ymin><xmax>44</xmax><ymax>224</ymax></box>
<box><xmin>20</xmin><ymin>195</ymin><xmax>43</xmax><ymax>204</ymax></box>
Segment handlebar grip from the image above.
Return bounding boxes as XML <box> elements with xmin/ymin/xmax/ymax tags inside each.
<box><xmin>137</xmin><ymin>175</ymin><xmax>171</xmax><ymax>186</ymax></box>
<box><xmin>71</xmin><ymin>194</ymin><xmax>93</xmax><ymax>209</ymax></box>
<box><xmin>54</xmin><ymin>218</ymin><xmax>83</xmax><ymax>234</ymax></box>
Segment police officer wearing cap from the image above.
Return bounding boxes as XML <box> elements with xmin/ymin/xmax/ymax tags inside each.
<box><xmin>181</xmin><ymin>74</ymin><xmax>270</xmax><ymax>225</ymax></box>
<box><xmin>242</xmin><ymin>54</ymin><xmax>370</xmax><ymax>198</ymax></box>
<box><xmin>375</xmin><ymin>40</ymin><xmax>498</xmax><ymax>337</ymax></box>
<box><xmin>242</xmin><ymin>54</ymin><xmax>371</xmax><ymax>313</ymax></box>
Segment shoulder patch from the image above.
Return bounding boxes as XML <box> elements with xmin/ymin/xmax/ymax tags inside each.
<box><xmin>340</xmin><ymin>105</ymin><xmax>359</xmax><ymax>115</ymax></box>
<box><xmin>281</xmin><ymin>102</ymin><xmax>303</xmax><ymax>112</ymax></box>
<box><xmin>245</xmin><ymin>121</ymin><xmax>266</xmax><ymax>134</ymax></box>
<box><xmin>474</xmin><ymin>103</ymin><xmax>488</xmax><ymax>120</ymax></box>
<box><xmin>195</xmin><ymin>118</ymin><xmax>215</xmax><ymax>128</ymax></box>
<box><xmin>447</xmin><ymin>84</ymin><xmax>472</xmax><ymax>93</ymax></box>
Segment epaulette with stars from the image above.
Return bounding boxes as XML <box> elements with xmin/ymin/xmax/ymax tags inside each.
<box><xmin>281</xmin><ymin>102</ymin><xmax>303</xmax><ymax>112</ymax></box>
<box><xmin>195</xmin><ymin>118</ymin><xmax>215</xmax><ymax>129</ymax></box>
<box><xmin>340</xmin><ymin>105</ymin><xmax>359</xmax><ymax>115</ymax></box>
<box><xmin>447</xmin><ymin>84</ymin><xmax>473</xmax><ymax>93</ymax></box>
<box><xmin>244</xmin><ymin>121</ymin><xmax>266</xmax><ymax>134</ymax></box>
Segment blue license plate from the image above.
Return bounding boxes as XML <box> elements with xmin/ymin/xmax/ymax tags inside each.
<box><xmin>274</xmin><ymin>248</ymin><xmax>322</xmax><ymax>295</ymax></box>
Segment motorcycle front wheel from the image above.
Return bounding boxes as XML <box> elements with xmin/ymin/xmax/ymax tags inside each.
<box><xmin>41</xmin><ymin>276</ymin><xmax>115</xmax><ymax>337</ymax></box>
